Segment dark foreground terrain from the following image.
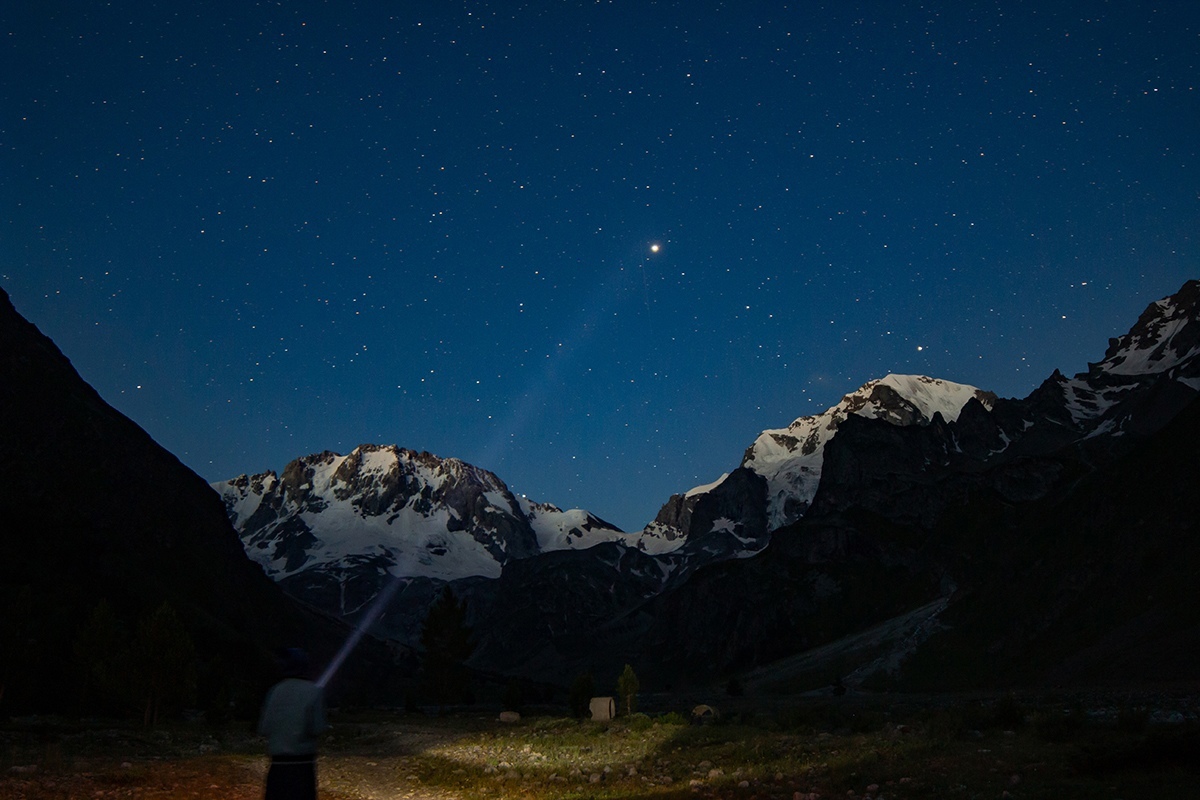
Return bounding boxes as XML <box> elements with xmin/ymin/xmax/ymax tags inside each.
<box><xmin>3</xmin><ymin>689</ymin><xmax>1198</xmax><ymax>800</ymax></box>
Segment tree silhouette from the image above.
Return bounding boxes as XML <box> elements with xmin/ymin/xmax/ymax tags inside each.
<box><xmin>419</xmin><ymin>588</ymin><xmax>474</xmax><ymax>710</ymax></box>
<box><xmin>135</xmin><ymin>602</ymin><xmax>196</xmax><ymax>727</ymax></box>
<box><xmin>616</xmin><ymin>663</ymin><xmax>640</xmax><ymax>716</ymax></box>
<box><xmin>568</xmin><ymin>672</ymin><xmax>594</xmax><ymax>719</ymax></box>
<box><xmin>73</xmin><ymin>600</ymin><xmax>133</xmax><ymax>713</ymax></box>
<box><xmin>0</xmin><ymin>585</ymin><xmax>36</xmax><ymax>711</ymax></box>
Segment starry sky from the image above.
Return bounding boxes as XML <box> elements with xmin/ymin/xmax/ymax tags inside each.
<box><xmin>3</xmin><ymin>2</ymin><xmax>1197</xmax><ymax>531</ymax></box>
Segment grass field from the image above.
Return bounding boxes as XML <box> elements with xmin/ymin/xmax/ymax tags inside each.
<box><xmin>2</xmin><ymin>691</ymin><xmax>1197</xmax><ymax>799</ymax></box>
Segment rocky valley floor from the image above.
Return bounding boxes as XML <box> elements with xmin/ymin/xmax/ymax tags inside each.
<box><xmin>2</xmin><ymin>690</ymin><xmax>1198</xmax><ymax>799</ymax></box>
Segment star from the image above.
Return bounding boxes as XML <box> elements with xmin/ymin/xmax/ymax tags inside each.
<box><xmin>650</xmin><ymin>244</ymin><xmax>660</xmax><ymax>253</ymax></box>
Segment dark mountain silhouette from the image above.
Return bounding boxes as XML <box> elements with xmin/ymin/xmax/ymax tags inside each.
<box><xmin>0</xmin><ymin>288</ymin><xmax>402</xmax><ymax>716</ymax></box>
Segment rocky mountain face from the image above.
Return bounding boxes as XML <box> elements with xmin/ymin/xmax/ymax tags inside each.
<box><xmin>650</xmin><ymin>374</ymin><xmax>997</xmax><ymax>542</ymax></box>
<box><xmin>810</xmin><ymin>280</ymin><xmax>1200</xmax><ymax>526</ymax></box>
<box><xmin>0</xmin><ymin>289</ymin><xmax>401</xmax><ymax>715</ymax></box>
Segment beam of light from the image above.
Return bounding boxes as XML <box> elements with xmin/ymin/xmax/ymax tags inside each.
<box><xmin>471</xmin><ymin>263</ymin><xmax>633</xmax><ymax>470</ymax></box>
<box><xmin>320</xmin><ymin>250</ymin><xmax>656</xmax><ymax>687</ymax></box>
<box><xmin>316</xmin><ymin>570</ymin><xmax>408</xmax><ymax>688</ymax></box>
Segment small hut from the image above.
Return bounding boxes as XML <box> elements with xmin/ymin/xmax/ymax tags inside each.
<box><xmin>589</xmin><ymin>696</ymin><xmax>616</xmax><ymax>721</ymax></box>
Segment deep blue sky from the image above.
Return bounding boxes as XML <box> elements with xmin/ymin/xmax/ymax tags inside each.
<box><xmin>4</xmin><ymin>2</ymin><xmax>1197</xmax><ymax>531</ymax></box>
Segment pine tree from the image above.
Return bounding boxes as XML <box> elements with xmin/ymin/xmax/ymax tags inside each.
<box><xmin>616</xmin><ymin>663</ymin><xmax>639</xmax><ymax>716</ymax></box>
<box><xmin>73</xmin><ymin>600</ymin><xmax>133</xmax><ymax>713</ymax></box>
<box><xmin>0</xmin><ymin>585</ymin><xmax>36</xmax><ymax>711</ymax></box>
<box><xmin>419</xmin><ymin>588</ymin><xmax>474</xmax><ymax>710</ymax></box>
<box><xmin>568</xmin><ymin>672</ymin><xmax>595</xmax><ymax>718</ymax></box>
<box><xmin>135</xmin><ymin>603</ymin><xmax>196</xmax><ymax>727</ymax></box>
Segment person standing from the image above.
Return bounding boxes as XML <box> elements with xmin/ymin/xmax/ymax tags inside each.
<box><xmin>258</xmin><ymin>648</ymin><xmax>327</xmax><ymax>800</ymax></box>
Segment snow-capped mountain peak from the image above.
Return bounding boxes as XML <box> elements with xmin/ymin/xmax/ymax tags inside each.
<box><xmin>733</xmin><ymin>375</ymin><xmax>994</xmax><ymax>531</ymax></box>
<box><xmin>215</xmin><ymin>444</ymin><xmax>542</xmax><ymax>583</ymax></box>
<box><xmin>1093</xmin><ymin>279</ymin><xmax>1200</xmax><ymax>378</ymax></box>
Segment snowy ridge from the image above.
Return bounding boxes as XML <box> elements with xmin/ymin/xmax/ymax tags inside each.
<box><xmin>1095</xmin><ymin>287</ymin><xmax>1200</xmax><ymax>377</ymax></box>
<box><xmin>1057</xmin><ymin>280</ymin><xmax>1200</xmax><ymax>427</ymax></box>
<box><xmin>741</xmin><ymin>374</ymin><xmax>994</xmax><ymax>530</ymax></box>
<box><xmin>215</xmin><ymin>444</ymin><xmax>540</xmax><ymax>582</ymax></box>
<box><xmin>517</xmin><ymin>497</ymin><xmax>686</xmax><ymax>555</ymax></box>
<box><xmin>517</xmin><ymin>496</ymin><xmax>628</xmax><ymax>551</ymax></box>
<box><xmin>215</xmin><ymin>444</ymin><xmax>672</xmax><ymax>583</ymax></box>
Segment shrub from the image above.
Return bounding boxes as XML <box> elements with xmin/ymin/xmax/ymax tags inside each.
<box><xmin>626</xmin><ymin>712</ymin><xmax>653</xmax><ymax>731</ymax></box>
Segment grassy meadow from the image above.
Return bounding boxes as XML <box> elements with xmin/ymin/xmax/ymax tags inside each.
<box><xmin>2</xmin><ymin>690</ymin><xmax>1197</xmax><ymax>799</ymax></box>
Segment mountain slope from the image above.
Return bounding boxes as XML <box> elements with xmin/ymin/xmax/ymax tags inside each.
<box><xmin>0</xmin><ymin>289</ymin><xmax>396</xmax><ymax>714</ymax></box>
<box><xmin>648</xmin><ymin>375</ymin><xmax>996</xmax><ymax>544</ymax></box>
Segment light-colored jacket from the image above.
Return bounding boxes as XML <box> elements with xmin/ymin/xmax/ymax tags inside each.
<box><xmin>258</xmin><ymin>678</ymin><xmax>328</xmax><ymax>756</ymax></box>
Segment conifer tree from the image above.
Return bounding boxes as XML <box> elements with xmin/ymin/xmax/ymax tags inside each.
<box><xmin>616</xmin><ymin>663</ymin><xmax>639</xmax><ymax>716</ymax></box>
<box><xmin>569</xmin><ymin>672</ymin><xmax>595</xmax><ymax>718</ymax></box>
<box><xmin>135</xmin><ymin>602</ymin><xmax>196</xmax><ymax>727</ymax></box>
<box><xmin>419</xmin><ymin>588</ymin><xmax>474</xmax><ymax>710</ymax></box>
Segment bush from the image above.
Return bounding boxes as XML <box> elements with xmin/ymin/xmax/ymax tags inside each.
<box><xmin>626</xmin><ymin>712</ymin><xmax>653</xmax><ymax>731</ymax></box>
<box><xmin>1034</xmin><ymin>709</ymin><xmax>1085</xmax><ymax>742</ymax></box>
<box><xmin>1116</xmin><ymin>707</ymin><xmax>1150</xmax><ymax>734</ymax></box>
<box><xmin>988</xmin><ymin>694</ymin><xmax>1028</xmax><ymax>730</ymax></box>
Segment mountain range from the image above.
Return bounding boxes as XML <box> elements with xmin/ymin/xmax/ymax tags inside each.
<box><xmin>2</xmin><ymin>279</ymin><xmax>1196</xmax><ymax>713</ymax></box>
<box><xmin>215</xmin><ymin>280</ymin><xmax>1200</xmax><ymax>690</ymax></box>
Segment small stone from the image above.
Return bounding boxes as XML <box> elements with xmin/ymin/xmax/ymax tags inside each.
<box><xmin>739</xmin><ymin>780</ymin><xmax>751</xmax><ymax>788</ymax></box>
<box><xmin>708</xmin><ymin>768</ymin><xmax>723</xmax><ymax>779</ymax></box>
<box><xmin>1009</xmin><ymin>774</ymin><xmax>1021</xmax><ymax>785</ymax></box>
<box><xmin>867</xmin><ymin>784</ymin><xmax>879</xmax><ymax>793</ymax></box>
<box><xmin>590</xmin><ymin>773</ymin><xmax>602</xmax><ymax>783</ymax></box>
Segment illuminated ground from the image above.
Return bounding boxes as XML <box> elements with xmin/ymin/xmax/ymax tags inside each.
<box><xmin>2</xmin><ymin>694</ymin><xmax>1197</xmax><ymax>799</ymax></box>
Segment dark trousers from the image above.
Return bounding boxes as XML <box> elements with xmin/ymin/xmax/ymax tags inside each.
<box><xmin>264</xmin><ymin>753</ymin><xmax>317</xmax><ymax>800</ymax></box>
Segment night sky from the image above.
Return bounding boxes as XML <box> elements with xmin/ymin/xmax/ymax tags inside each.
<box><xmin>4</xmin><ymin>2</ymin><xmax>1197</xmax><ymax>531</ymax></box>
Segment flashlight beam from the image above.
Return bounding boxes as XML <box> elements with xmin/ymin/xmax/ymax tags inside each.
<box><xmin>317</xmin><ymin>572</ymin><xmax>408</xmax><ymax>688</ymax></box>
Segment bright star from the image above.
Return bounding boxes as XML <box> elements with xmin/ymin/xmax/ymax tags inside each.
<box><xmin>650</xmin><ymin>243</ymin><xmax>660</xmax><ymax>253</ymax></box>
